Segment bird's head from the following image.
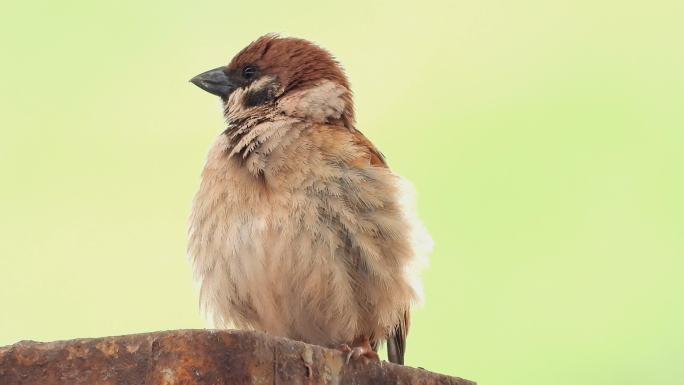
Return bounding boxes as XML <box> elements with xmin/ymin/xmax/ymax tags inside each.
<box><xmin>190</xmin><ymin>34</ymin><xmax>354</xmax><ymax>128</ymax></box>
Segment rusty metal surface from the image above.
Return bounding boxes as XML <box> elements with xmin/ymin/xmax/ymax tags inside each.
<box><xmin>0</xmin><ymin>330</ymin><xmax>475</xmax><ymax>385</ymax></box>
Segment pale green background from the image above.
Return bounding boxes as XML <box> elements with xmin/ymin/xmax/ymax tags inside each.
<box><xmin>1</xmin><ymin>1</ymin><xmax>683</xmax><ymax>384</ymax></box>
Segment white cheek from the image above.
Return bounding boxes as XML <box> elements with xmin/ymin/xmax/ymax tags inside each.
<box><xmin>249</xmin><ymin>75</ymin><xmax>279</xmax><ymax>93</ymax></box>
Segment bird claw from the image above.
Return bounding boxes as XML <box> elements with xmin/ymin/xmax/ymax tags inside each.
<box><xmin>338</xmin><ymin>343</ymin><xmax>379</xmax><ymax>364</ymax></box>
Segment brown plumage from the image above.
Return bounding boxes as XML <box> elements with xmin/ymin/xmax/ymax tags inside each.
<box><xmin>188</xmin><ymin>34</ymin><xmax>431</xmax><ymax>364</ymax></box>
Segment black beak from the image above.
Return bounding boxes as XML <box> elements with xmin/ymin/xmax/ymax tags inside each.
<box><xmin>190</xmin><ymin>67</ymin><xmax>235</xmax><ymax>98</ymax></box>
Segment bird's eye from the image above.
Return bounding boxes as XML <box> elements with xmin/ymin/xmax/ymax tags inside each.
<box><xmin>242</xmin><ymin>65</ymin><xmax>258</xmax><ymax>79</ymax></box>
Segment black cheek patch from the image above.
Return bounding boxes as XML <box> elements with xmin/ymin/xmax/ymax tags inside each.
<box><xmin>244</xmin><ymin>83</ymin><xmax>278</xmax><ymax>108</ymax></box>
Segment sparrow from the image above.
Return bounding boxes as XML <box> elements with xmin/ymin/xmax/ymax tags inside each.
<box><xmin>188</xmin><ymin>34</ymin><xmax>431</xmax><ymax>364</ymax></box>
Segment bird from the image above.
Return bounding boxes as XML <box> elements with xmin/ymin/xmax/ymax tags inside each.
<box><xmin>187</xmin><ymin>34</ymin><xmax>431</xmax><ymax>364</ymax></box>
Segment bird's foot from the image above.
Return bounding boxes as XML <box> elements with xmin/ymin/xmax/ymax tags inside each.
<box><xmin>339</xmin><ymin>340</ymin><xmax>379</xmax><ymax>364</ymax></box>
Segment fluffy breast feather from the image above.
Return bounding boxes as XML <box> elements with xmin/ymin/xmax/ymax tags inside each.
<box><xmin>188</xmin><ymin>115</ymin><xmax>430</xmax><ymax>347</ymax></box>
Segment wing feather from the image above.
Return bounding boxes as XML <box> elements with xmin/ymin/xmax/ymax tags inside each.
<box><xmin>348</xmin><ymin>128</ymin><xmax>412</xmax><ymax>365</ymax></box>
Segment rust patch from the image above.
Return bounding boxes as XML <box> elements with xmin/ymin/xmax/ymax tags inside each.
<box><xmin>95</xmin><ymin>341</ymin><xmax>119</xmax><ymax>357</ymax></box>
<box><xmin>66</xmin><ymin>344</ymin><xmax>90</xmax><ymax>360</ymax></box>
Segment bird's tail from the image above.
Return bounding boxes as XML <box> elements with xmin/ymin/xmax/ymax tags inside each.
<box><xmin>387</xmin><ymin>311</ymin><xmax>408</xmax><ymax>364</ymax></box>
